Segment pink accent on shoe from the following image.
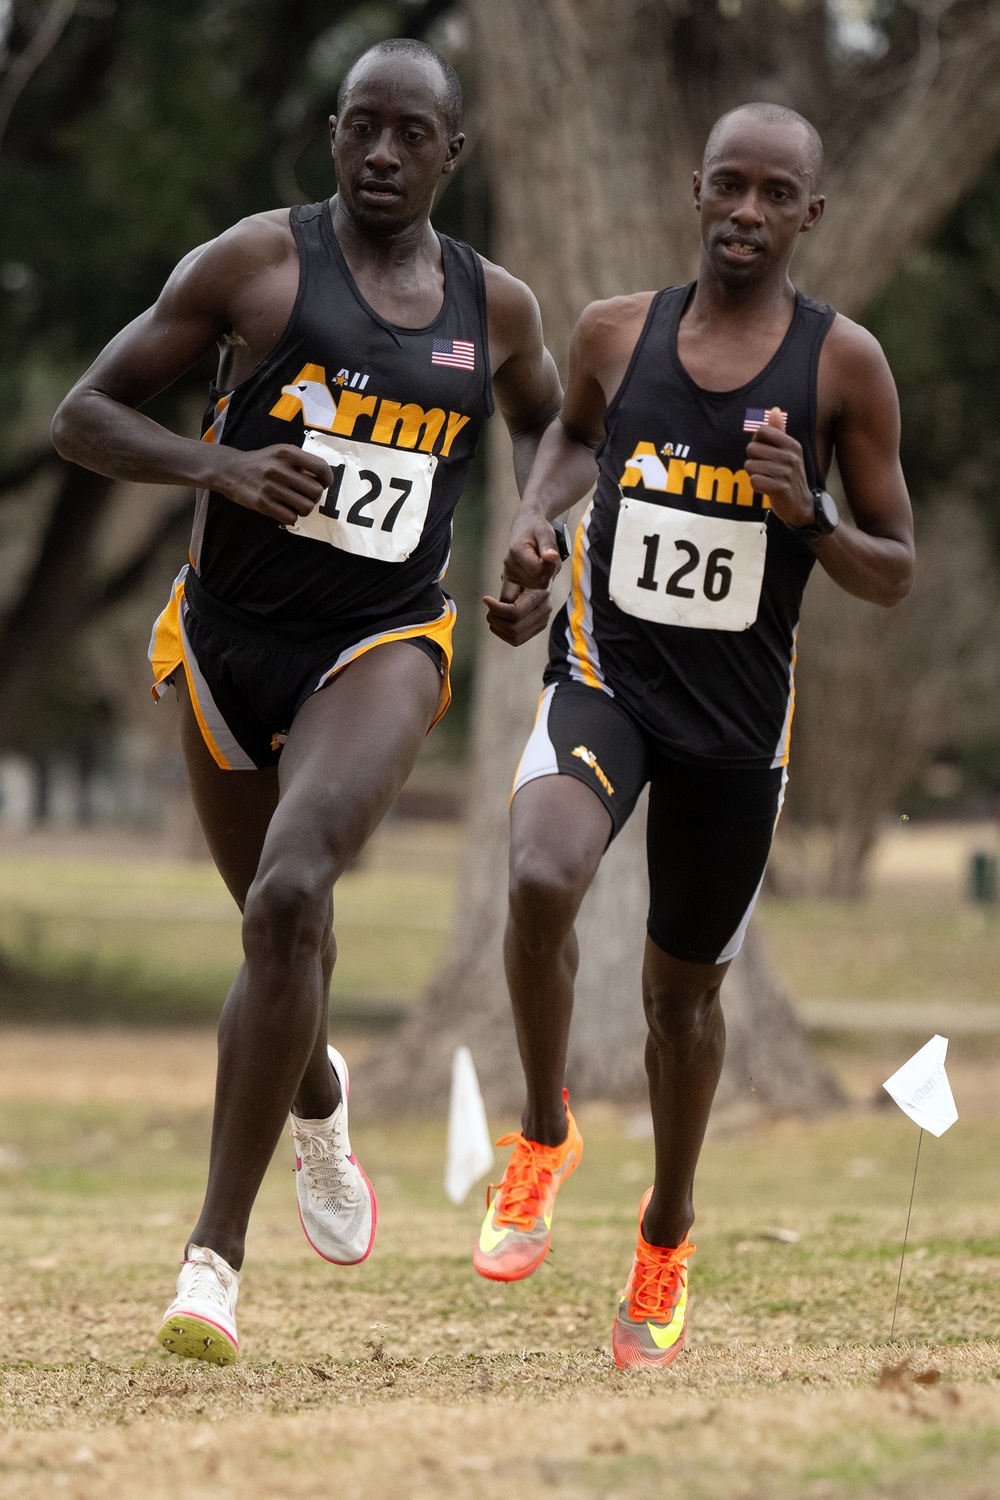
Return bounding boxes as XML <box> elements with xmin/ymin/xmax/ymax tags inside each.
<box><xmin>295</xmin><ymin>1161</ymin><xmax>378</xmax><ymax>1265</ymax></box>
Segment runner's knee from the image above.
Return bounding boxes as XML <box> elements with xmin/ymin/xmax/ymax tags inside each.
<box><xmin>643</xmin><ymin>973</ymin><xmax>722</xmax><ymax>1040</ymax></box>
<box><xmin>508</xmin><ymin>842</ymin><xmax>591</xmax><ymax>945</ymax></box>
<box><xmin>242</xmin><ymin>863</ymin><xmax>330</xmax><ymax>963</ymax></box>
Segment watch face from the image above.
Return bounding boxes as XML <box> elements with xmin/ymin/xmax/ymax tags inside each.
<box><xmin>817</xmin><ymin>490</ymin><xmax>839</xmax><ymax>531</ymax></box>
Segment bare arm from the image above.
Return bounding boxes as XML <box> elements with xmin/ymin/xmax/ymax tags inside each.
<box><xmin>481</xmin><ymin>261</ymin><xmax>563</xmax><ymax>645</ymax></box>
<box><xmin>51</xmin><ymin>218</ymin><xmax>331</xmax><ymax>526</ymax></box>
<box><xmin>501</xmin><ymin>301</ymin><xmax>612</xmax><ymax>591</ymax></box>
<box><xmin>744</xmin><ymin>319</ymin><xmax>914</xmax><ymax>607</ymax></box>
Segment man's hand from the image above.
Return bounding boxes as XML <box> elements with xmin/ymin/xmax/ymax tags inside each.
<box><xmin>745</xmin><ymin>407</ymin><xmax>814</xmax><ymax>528</ymax></box>
<box><xmin>213</xmin><ymin>444</ymin><xmax>333</xmax><ymax>526</ymax></box>
<box><xmin>483</xmin><ymin>576</ymin><xmax>552</xmax><ymax>646</ymax></box>
<box><xmin>503</xmin><ymin>509</ymin><xmax>563</xmax><ymax>590</ymax></box>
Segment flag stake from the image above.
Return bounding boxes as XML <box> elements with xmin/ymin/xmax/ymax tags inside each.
<box><xmin>889</xmin><ymin>1126</ymin><xmax>924</xmax><ymax>1344</ymax></box>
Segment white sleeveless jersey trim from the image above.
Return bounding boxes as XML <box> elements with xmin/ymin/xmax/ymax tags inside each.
<box><xmin>190</xmin><ymin>395</ymin><xmax>232</xmax><ymax>573</ymax></box>
<box><xmin>566</xmin><ymin>502</ymin><xmax>612</xmax><ymax>696</ymax></box>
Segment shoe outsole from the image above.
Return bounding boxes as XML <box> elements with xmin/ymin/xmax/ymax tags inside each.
<box><xmin>472</xmin><ymin>1236</ymin><xmax>551</xmax><ymax>1283</ymax></box>
<box><xmin>612</xmin><ymin>1321</ymin><xmax>687</xmax><ymax>1371</ymax></box>
<box><xmin>296</xmin><ymin>1046</ymin><xmax>379</xmax><ymax>1265</ymax></box>
<box><xmin>157</xmin><ymin>1312</ymin><xmax>239</xmax><ymax>1365</ymax></box>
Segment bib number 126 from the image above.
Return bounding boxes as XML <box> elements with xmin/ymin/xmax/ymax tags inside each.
<box><xmin>636</xmin><ymin>534</ymin><xmax>735</xmax><ymax>602</ymax></box>
<box><xmin>609</xmin><ymin>495</ymin><xmax>767</xmax><ymax>631</ymax></box>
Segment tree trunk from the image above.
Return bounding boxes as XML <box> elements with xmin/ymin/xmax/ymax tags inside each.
<box><xmin>771</xmin><ymin>494</ymin><xmax>1000</xmax><ymax>897</ymax></box>
<box><xmin>358</xmin><ymin>0</ymin><xmax>1000</xmax><ymax>1114</ymax></box>
<box><xmin>0</xmin><ymin>461</ymin><xmax>115</xmax><ymax>751</ymax></box>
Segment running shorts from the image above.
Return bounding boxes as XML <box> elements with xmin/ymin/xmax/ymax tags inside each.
<box><xmin>512</xmin><ymin>680</ymin><xmax>785</xmax><ymax>965</ymax></box>
<box><xmin>148</xmin><ymin>566</ymin><xmax>454</xmax><ymax>771</ymax></box>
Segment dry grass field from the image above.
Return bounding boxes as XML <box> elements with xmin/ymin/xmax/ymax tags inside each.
<box><xmin>1</xmin><ymin>818</ymin><xmax>999</xmax><ymax>1026</ymax></box>
<box><xmin>1</xmin><ymin>1026</ymin><xmax>1000</xmax><ymax>1498</ymax></box>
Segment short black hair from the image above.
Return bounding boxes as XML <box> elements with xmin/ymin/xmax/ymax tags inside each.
<box><xmin>704</xmin><ymin>103</ymin><xmax>823</xmax><ymax>186</ymax></box>
<box><xmin>337</xmin><ymin>39</ymin><xmax>463</xmax><ymax>136</ymax></box>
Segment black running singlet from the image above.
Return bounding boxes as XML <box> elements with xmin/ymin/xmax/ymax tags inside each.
<box><xmin>189</xmin><ymin>201</ymin><xmax>493</xmax><ymax>632</ymax></box>
<box><xmin>546</xmin><ymin>284</ymin><xmax>836</xmax><ymax>768</ymax></box>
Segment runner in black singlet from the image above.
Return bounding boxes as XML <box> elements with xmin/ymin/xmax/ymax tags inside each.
<box><xmin>473</xmin><ymin>104</ymin><xmax>914</xmax><ymax>1371</ymax></box>
<box><xmin>53</xmin><ymin>40</ymin><xmax>561</xmax><ymax>1363</ymax></box>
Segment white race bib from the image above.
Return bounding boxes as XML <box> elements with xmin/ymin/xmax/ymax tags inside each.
<box><xmin>288</xmin><ymin>430</ymin><xmax>437</xmax><ymax>563</ymax></box>
<box><xmin>609</xmin><ymin>496</ymin><xmax>767</xmax><ymax>631</ymax></box>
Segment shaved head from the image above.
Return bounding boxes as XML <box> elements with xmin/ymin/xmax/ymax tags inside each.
<box><xmin>338</xmin><ymin>39</ymin><xmax>463</xmax><ymax>136</ymax></box>
<box><xmin>704</xmin><ymin>104</ymin><xmax>823</xmax><ymax>186</ymax></box>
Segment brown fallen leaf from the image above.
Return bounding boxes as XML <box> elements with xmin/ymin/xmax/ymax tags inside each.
<box><xmin>307</xmin><ymin>1365</ymin><xmax>333</xmax><ymax>1382</ymax></box>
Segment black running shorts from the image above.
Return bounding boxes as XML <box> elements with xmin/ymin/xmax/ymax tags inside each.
<box><xmin>512</xmin><ymin>680</ymin><xmax>785</xmax><ymax>964</ymax></box>
<box><xmin>149</xmin><ymin>567</ymin><xmax>453</xmax><ymax>770</ymax></box>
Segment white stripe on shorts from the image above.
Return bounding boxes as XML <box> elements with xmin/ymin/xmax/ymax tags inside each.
<box><xmin>510</xmin><ymin>684</ymin><xmax>559</xmax><ymax>801</ymax></box>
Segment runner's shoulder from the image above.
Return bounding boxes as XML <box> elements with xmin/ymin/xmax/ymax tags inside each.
<box><xmin>478</xmin><ymin>254</ymin><xmax>542</xmax><ymax>328</ymax></box>
<box><xmin>572</xmin><ymin>293</ymin><xmax>656</xmax><ymax>369</ymax></box>
<box><xmin>819</xmin><ymin>312</ymin><xmax>896</xmax><ymax>407</ymax></box>
<box><xmin>822</xmin><ymin>311</ymin><xmax>891</xmax><ymax>375</ymax></box>
<box><xmin>164</xmin><ymin>209</ymin><xmax>296</xmax><ymax>304</ymax></box>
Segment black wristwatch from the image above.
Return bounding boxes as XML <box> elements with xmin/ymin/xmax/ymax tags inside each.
<box><xmin>787</xmin><ymin>488</ymin><xmax>839</xmax><ymax>541</ymax></box>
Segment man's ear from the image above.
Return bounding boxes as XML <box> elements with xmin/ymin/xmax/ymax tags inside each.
<box><xmin>441</xmin><ymin>133</ymin><xmax>466</xmax><ymax>176</ymax></box>
<box><xmin>800</xmin><ymin>194</ymin><xmax>825</xmax><ymax>234</ymax></box>
<box><xmin>693</xmin><ymin>170</ymin><xmax>703</xmax><ymax>211</ymax></box>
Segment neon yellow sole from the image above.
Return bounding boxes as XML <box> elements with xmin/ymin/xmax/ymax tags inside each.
<box><xmin>157</xmin><ymin>1312</ymin><xmax>238</xmax><ymax>1365</ymax></box>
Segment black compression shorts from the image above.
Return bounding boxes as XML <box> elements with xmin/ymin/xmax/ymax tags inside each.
<box><xmin>512</xmin><ymin>680</ymin><xmax>785</xmax><ymax>965</ymax></box>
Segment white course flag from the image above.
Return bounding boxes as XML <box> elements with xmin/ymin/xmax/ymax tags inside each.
<box><xmin>445</xmin><ymin>1046</ymin><xmax>495</xmax><ymax>1205</ymax></box>
<box><xmin>882</xmin><ymin>1034</ymin><xmax>958</xmax><ymax>1137</ymax></box>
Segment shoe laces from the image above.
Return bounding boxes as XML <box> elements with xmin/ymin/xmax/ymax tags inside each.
<box><xmin>293</xmin><ymin>1127</ymin><xmax>350</xmax><ymax>1208</ymax></box>
<box><xmin>183</xmin><ymin>1251</ymin><xmax>237</xmax><ymax>1308</ymax></box>
<box><xmin>489</xmin><ymin>1132</ymin><xmax>562</xmax><ymax>1230</ymax></box>
<box><xmin>627</xmin><ymin>1236</ymin><xmax>695</xmax><ymax>1323</ymax></box>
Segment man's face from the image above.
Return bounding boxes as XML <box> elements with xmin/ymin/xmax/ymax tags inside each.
<box><xmin>331</xmin><ymin>57</ymin><xmax>463</xmax><ymax>237</ymax></box>
<box><xmin>693</xmin><ymin>119</ymin><xmax>824</xmax><ymax>286</ymax></box>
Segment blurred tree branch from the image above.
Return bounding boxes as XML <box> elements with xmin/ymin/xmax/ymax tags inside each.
<box><xmin>0</xmin><ymin>0</ymin><xmax>78</xmax><ymax>152</ymax></box>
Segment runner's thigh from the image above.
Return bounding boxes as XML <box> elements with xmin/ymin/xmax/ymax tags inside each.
<box><xmin>260</xmin><ymin>640</ymin><xmax>442</xmax><ymax>879</ymax></box>
<box><xmin>174</xmin><ymin>670</ymin><xmax>279</xmax><ymax>907</ymax></box>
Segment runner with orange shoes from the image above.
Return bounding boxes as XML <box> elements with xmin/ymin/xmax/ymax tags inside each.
<box><xmin>475</xmin><ymin>103</ymin><xmax>914</xmax><ymax>1370</ymax></box>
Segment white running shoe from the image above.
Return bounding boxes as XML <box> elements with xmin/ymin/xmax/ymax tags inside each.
<box><xmin>157</xmin><ymin>1243</ymin><xmax>240</xmax><ymax>1364</ymax></box>
<box><xmin>291</xmin><ymin>1045</ymin><xmax>377</xmax><ymax>1265</ymax></box>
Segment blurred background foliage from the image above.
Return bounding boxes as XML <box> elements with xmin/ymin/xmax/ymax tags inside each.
<box><xmin>0</xmin><ymin>0</ymin><xmax>999</xmax><ymax>817</ymax></box>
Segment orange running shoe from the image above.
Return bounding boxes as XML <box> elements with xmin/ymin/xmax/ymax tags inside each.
<box><xmin>472</xmin><ymin>1090</ymin><xmax>583</xmax><ymax>1282</ymax></box>
<box><xmin>612</xmin><ymin>1188</ymin><xmax>695</xmax><ymax>1370</ymax></box>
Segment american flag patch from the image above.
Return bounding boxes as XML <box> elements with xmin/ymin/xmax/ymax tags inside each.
<box><xmin>431</xmin><ymin>338</ymin><xmax>475</xmax><ymax>371</ymax></box>
<box><xmin>744</xmin><ymin>407</ymin><xmax>788</xmax><ymax>433</ymax></box>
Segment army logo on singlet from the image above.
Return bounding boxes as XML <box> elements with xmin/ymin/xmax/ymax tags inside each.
<box><xmin>269</xmin><ymin>363</ymin><xmax>472</xmax><ymax>566</ymax></box>
<box><xmin>270</xmin><ymin>363</ymin><xmax>470</xmax><ymax>458</ymax></box>
<box><xmin>611</xmin><ymin>438</ymin><xmax>769</xmax><ymax>633</ymax></box>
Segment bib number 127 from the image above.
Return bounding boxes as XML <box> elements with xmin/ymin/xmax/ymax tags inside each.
<box><xmin>288</xmin><ymin>429</ymin><xmax>437</xmax><ymax>564</ymax></box>
<box><xmin>319</xmin><ymin>465</ymin><xmax>413</xmax><ymax>534</ymax></box>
